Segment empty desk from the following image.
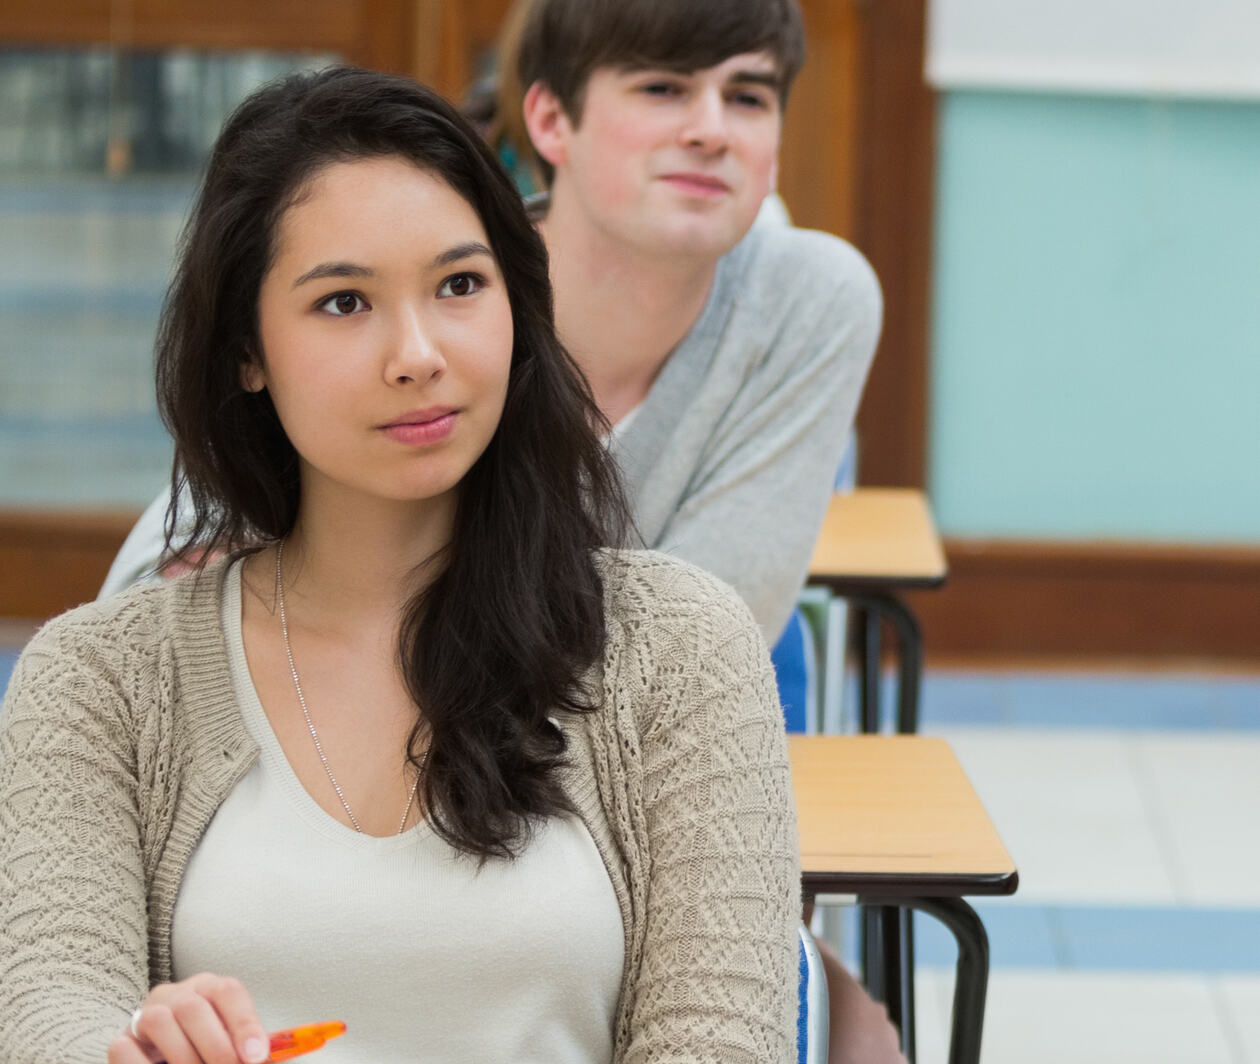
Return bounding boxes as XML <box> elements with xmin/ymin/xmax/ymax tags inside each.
<box><xmin>789</xmin><ymin>735</ymin><xmax>1018</xmax><ymax>1064</ymax></box>
<box><xmin>807</xmin><ymin>487</ymin><xmax>947</xmax><ymax>733</ymax></box>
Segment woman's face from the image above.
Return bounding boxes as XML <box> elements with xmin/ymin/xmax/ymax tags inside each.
<box><xmin>247</xmin><ymin>155</ymin><xmax>514</xmax><ymax>513</ymax></box>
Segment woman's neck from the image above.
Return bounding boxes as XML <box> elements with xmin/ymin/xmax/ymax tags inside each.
<box><xmin>263</xmin><ymin>490</ymin><xmax>456</xmax><ymax>634</ymax></box>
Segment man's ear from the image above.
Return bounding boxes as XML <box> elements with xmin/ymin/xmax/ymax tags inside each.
<box><xmin>522</xmin><ymin>81</ymin><xmax>572</xmax><ymax>170</ymax></box>
<box><xmin>240</xmin><ymin>359</ymin><xmax>265</xmax><ymax>393</ymax></box>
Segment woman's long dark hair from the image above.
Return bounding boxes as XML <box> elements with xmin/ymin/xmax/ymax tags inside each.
<box><xmin>157</xmin><ymin>66</ymin><xmax>629</xmax><ymax>859</ymax></box>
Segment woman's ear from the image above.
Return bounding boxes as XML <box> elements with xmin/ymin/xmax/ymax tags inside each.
<box><xmin>522</xmin><ymin>81</ymin><xmax>571</xmax><ymax>170</ymax></box>
<box><xmin>240</xmin><ymin>360</ymin><xmax>265</xmax><ymax>393</ymax></box>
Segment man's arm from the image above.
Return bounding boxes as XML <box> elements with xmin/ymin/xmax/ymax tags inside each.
<box><xmin>100</xmin><ymin>486</ymin><xmax>184</xmax><ymax>598</ymax></box>
<box><xmin>653</xmin><ymin>233</ymin><xmax>882</xmax><ymax>643</ymax></box>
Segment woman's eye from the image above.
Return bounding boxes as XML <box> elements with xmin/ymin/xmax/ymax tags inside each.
<box><xmin>438</xmin><ymin>272</ymin><xmax>486</xmax><ymax>298</ymax></box>
<box><xmin>319</xmin><ymin>292</ymin><xmax>368</xmax><ymax>316</ymax></box>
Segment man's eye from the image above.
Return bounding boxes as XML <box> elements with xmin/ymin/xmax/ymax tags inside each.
<box><xmin>641</xmin><ymin>81</ymin><xmax>681</xmax><ymax>97</ymax></box>
<box><xmin>732</xmin><ymin>91</ymin><xmax>770</xmax><ymax>109</ymax></box>
<box><xmin>319</xmin><ymin>292</ymin><xmax>368</xmax><ymax>316</ymax></box>
<box><xmin>438</xmin><ymin>273</ymin><xmax>486</xmax><ymax>298</ymax></box>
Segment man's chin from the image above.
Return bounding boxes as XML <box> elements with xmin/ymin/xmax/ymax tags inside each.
<box><xmin>648</xmin><ymin>217</ymin><xmax>749</xmax><ymax>261</ymax></box>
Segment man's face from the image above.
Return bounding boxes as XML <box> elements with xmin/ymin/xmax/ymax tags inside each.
<box><xmin>534</xmin><ymin>52</ymin><xmax>783</xmax><ymax>261</ymax></box>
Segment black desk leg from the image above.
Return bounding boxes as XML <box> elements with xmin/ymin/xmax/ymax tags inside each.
<box><xmin>899</xmin><ymin>909</ymin><xmax>916</xmax><ymax>1063</ymax></box>
<box><xmin>879</xmin><ymin>595</ymin><xmax>923</xmax><ymax>735</ymax></box>
<box><xmin>860</xmin><ymin>905</ymin><xmax>884</xmax><ymax>1005</ymax></box>
<box><xmin>860</xmin><ymin>905</ymin><xmax>916</xmax><ymax>1064</ymax></box>
<box><xmin>847</xmin><ymin>592</ymin><xmax>923</xmax><ymax>734</ymax></box>
<box><xmin>906</xmin><ymin>898</ymin><xmax>990</xmax><ymax>1064</ymax></box>
<box><xmin>855</xmin><ymin>604</ymin><xmax>882</xmax><ymax>733</ymax></box>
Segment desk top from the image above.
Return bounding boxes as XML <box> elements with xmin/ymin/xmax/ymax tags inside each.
<box><xmin>789</xmin><ymin>735</ymin><xmax>1017</xmax><ymax>898</ymax></box>
<box><xmin>808</xmin><ymin>488</ymin><xmax>947</xmax><ymax>590</ymax></box>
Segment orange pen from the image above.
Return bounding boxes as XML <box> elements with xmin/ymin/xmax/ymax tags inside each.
<box><xmin>267</xmin><ymin>1021</ymin><xmax>347</xmax><ymax>1062</ymax></box>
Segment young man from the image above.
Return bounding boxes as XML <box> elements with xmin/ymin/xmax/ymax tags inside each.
<box><xmin>515</xmin><ymin>0</ymin><xmax>880</xmax><ymax>645</ymax></box>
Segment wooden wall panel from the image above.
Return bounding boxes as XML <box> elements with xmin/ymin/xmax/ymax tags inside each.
<box><xmin>778</xmin><ymin>0</ymin><xmax>861</xmax><ymax>240</ymax></box>
<box><xmin>411</xmin><ymin>0</ymin><xmax>512</xmax><ymax>99</ymax></box>
<box><xmin>909</xmin><ymin>540</ymin><xmax>1260</xmax><ymax>665</ymax></box>
<box><xmin>0</xmin><ymin>510</ymin><xmax>138</xmax><ymax>619</ymax></box>
<box><xmin>1</xmin><ymin>1</ymin><xmax>368</xmax><ymax>58</ymax></box>
<box><xmin>849</xmin><ymin>0</ymin><xmax>934</xmax><ymax>490</ymax></box>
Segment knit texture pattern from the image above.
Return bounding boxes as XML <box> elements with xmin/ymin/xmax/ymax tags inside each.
<box><xmin>0</xmin><ymin>550</ymin><xmax>800</xmax><ymax>1064</ymax></box>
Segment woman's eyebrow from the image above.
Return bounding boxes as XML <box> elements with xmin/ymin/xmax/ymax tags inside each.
<box><xmin>292</xmin><ymin>262</ymin><xmax>373</xmax><ymax>288</ymax></box>
<box><xmin>291</xmin><ymin>242</ymin><xmax>493</xmax><ymax>288</ymax></box>
<box><xmin>431</xmin><ymin>241</ymin><xmax>494</xmax><ymax>269</ymax></box>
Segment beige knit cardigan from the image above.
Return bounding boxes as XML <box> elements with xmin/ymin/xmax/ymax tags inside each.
<box><xmin>0</xmin><ymin>550</ymin><xmax>800</xmax><ymax>1064</ymax></box>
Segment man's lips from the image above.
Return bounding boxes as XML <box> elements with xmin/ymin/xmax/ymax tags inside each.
<box><xmin>379</xmin><ymin>407</ymin><xmax>458</xmax><ymax>445</ymax></box>
<box><xmin>659</xmin><ymin>172</ymin><xmax>731</xmax><ymax>196</ymax></box>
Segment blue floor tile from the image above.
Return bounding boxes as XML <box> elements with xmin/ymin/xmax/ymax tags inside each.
<box><xmin>1058</xmin><ymin>905</ymin><xmax>1260</xmax><ymax>973</ymax></box>
<box><xmin>918</xmin><ymin>669</ymin><xmax>1260</xmax><ymax>732</ymax></box>
<box><xmin>914</xmin><ymin>902</ymin><xmax>1063</xmax><ymax>968</ymax></box>
<box><xmin>905</xmin><ymin>903</ymin><xmax>1260</xmax><ymax>973</ymax></box>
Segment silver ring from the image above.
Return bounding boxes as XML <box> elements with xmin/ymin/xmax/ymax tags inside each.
<box><xmin>129</xmin><ymin>1007</ymin><xmax>144</xmax><ymax>1039</ymax></box>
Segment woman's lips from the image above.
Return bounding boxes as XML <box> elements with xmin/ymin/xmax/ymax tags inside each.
<box><xmin>379</xmin><ymin>411</ymin><xmax>457</xmax><ymax>445</ymax></box>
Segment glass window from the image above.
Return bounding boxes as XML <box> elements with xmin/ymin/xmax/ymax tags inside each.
<box><xmin>0</xmin><ymin>47</ymin><xmax>336</xmax><ymax>507</ymax></box>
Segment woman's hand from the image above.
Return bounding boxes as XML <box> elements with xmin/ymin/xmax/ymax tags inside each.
<box><xmin>108</xmin><ymin>974</ymin><xmax>270</xmax><ymax>1064</ymax></box>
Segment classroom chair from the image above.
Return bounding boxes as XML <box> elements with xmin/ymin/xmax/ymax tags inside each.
<box><xmin>797</xmin><ymin>923</ymin><xmax>829</xmax><ymax>1064</ymax></box>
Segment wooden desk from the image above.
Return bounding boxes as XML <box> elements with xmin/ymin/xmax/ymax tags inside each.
<box><xmin>790</xmin><ymin>735</ymin><xmax>1017</xmax><ymax>1064</ymax></box>
<box><xmin>807</xmin><ymin>488</ymin><xmax>947</xmax><ymax>733</ymax></box>
<box><xmin>809</xmin><ymin>488</ymin><xmax>947</xmax><ymax>591</ymax></box>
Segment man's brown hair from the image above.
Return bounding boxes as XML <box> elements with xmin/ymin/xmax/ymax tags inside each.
<box><xmin>518</xmin><ymin>0</ymin><xmax>806</xmax><ymax>123</ymax></box>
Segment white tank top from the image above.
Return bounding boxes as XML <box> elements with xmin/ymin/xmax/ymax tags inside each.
<box><xmin>171</xmin><ymin>561</ymin><xmax>624</xmax><ymax>1064</ymax></box>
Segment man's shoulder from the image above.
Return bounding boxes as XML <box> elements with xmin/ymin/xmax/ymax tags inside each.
<box><xmin>734</xmin><ymin>222</ymin><xmax>881</xmax><ymax>309</ymax></box>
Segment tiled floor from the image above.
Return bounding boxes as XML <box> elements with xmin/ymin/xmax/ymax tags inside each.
<box><xmin>899</xmin><ymin>671</ymin><xmax>1260</xmax><ymax>1064</ymax></box>
<box><xmin>2</xmin><ymin>639</ymin><xmax>1258</xmax><ymax>1061</ymax></box>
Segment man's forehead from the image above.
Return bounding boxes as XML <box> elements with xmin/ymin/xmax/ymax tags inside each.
<box><xmin>613</xmin><ymin>50</ymin><xmax>781</xmax><ymax>82</ymax></box>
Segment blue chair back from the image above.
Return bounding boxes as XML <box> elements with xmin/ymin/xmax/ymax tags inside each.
<box><xmin>797</xmin><ymin>924</ymin><xmax>829</xmax><ymax>1064</ymax></box>
<box><xmin>773</xmin><ymin>608</ymin><xmax>818</xmax><ymax>734</ymax></box>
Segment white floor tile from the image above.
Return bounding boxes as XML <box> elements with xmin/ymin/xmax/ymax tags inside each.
<box><xmin>1217</xmin><ymin>976</ymin><xmax>1260</xmax><ymax>1064</ymax></box>
<box><xmin>926</xmin><ymin>728</ymin><xmax>1181</xmax><ymax>904</ymax></box>
<box><xmin>1137</xmin><ymin>733</ymin><xmax>1260</xmax><ymax>907</ymax></box>
<box><xmin>912</xmin><ymin>970</ymin><xmax>1237</xmax><ymax>1064</ymax></box>
<box><xmin>912</xmin><ymin>967</ymin><xmax>954</xmax><ymax>1064</ymax></box>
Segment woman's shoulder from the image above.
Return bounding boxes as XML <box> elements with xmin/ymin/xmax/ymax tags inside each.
<box><xmin>596</xmin><ymin>548</ymin><xmax>766</xmax><ymax>661</ymax></box>
<box><xmin>14</xmin><ymin>557</ymin><xmax>231</xmax><ymax>688</ymax></box>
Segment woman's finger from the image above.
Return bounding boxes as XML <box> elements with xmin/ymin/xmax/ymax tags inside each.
<box><xmin>107</xmin><ymin>1031</ymin><xmax>157</xmax><ymax>1064</ymax></box>
<box><xmin>129</xmin><ymin>1003</ymin><xmax>203</xmax><ymax>1064</ymax></box>
<box><xmin>169</xmin><ymin>992</ymin><xmax>243</xmax><ymax>1064</ymax></box>
<box><xmin>201</xmin><ymin>975</ymin><xmax>269</xmax><ymax>1064</ymax></box>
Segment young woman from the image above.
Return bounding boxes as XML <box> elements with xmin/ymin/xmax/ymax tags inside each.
<box><xmin>0</xmin><ymin>69</ymin><xmax>799</xmax><ymax>1064</ymax></box>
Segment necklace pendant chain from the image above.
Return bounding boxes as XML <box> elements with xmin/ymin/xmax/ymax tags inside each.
<box><xmin>275</xmin><ymin>541</ymin><xmax>421</xmax><ymax>836</ymax></box>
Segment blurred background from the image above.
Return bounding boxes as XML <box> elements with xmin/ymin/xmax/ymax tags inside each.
<box><xmin>0</xmin><ymin>1</ymin><xmax>1257</xmax><ymax>1061</ymax></box>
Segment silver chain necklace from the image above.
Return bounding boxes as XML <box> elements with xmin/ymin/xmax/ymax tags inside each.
<box><xmin>275</xmin><ymin>541</ymin><xmax>421</xmax><ymax>835</ymax></box>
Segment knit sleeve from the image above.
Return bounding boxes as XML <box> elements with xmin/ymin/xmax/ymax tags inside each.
<box><xmin>618</xmin><ymin>560</ymin><xmax>801</xmax><ymax>1063</ymax></box>
<box><xmin>0</xmin><ymin>612</ymin><xmax>152</xmax><ymax>1064</ymax></box>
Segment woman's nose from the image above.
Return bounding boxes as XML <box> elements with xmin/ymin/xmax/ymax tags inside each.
<box><xmin>385</xmin><ymin>306</ymin><xmax>445</xmax><ymax>384</ymax></box>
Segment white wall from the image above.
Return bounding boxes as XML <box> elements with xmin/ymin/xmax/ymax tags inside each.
<box><xmin>927</xmin><ymin>0</ymin><xmax>1260</xmax><ymax>99</ymax></box>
